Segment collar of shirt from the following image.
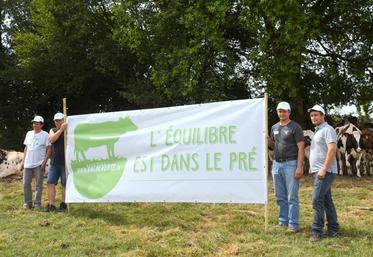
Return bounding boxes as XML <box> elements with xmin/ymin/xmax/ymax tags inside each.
<box><xmin>315</xmin><ymin>122</ymin><xmax>328</xmax><ymax>132</ymax></box>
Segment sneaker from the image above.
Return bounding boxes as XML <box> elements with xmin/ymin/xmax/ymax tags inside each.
<box><xmin>58</xmin><ymin>202</ymin><xmax>67</xmax><ymax>212</ymax></box>
<box><xmin>309</xmin><ymin>233</ymin><xmax>322</xmax><ymax>243</ymax></box>
<box><xmin>34</xmin><ymin>204</ymin><xmax>41</xmax><ymax>210</ymax></box>
<box><xmin>272</xmin><ymin>223</ymin><xmax>287</xmax><ymax>229</ymax></box>
<box><xmin>44</xmin><ymin>203</ymin><xmax>56</xmax><ymax>212</ymax></box>
<box><xmin>23</xmin><ymin>203</ymin><xmax>32</xmax><ymax>209</ymax></box>
<box><xmin>287</xmin><ymin>227</ymin><xmax>300</xmax><ymax>234</ymax></box>
<box><xmin>328</xmin><ymin>231</ymin><xmax>339</xmax><ymax>238</ymax></box>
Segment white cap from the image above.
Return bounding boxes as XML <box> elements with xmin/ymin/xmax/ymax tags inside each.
<box><xmin>31</xmin><ymin>115</ymin><xmax>44</xmax><ymax>123</ymax></box>
<box><xmin>276</xmin><ymin>101</ymin><xmax>291</xmax><ymax>111</ymax></box>
<box><xmin>308</xmin><ymin>104</ymin><xmax>325</xmax><ymax>115</ymax></box>
<box><xmin>53</xmin><ymin>112</ymin><xmax>64</xmax><ymax>120</ymax></box>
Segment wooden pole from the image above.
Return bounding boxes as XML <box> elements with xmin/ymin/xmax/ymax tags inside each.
<box><xmin>264</xmin><ymin>93</ymin><xmax>269</xmax><ymax>232</ymax></box>
<box><xmin>63</xmin><ymin>98</ymin><xmax>71</xmax><ymax>213</ymax></box>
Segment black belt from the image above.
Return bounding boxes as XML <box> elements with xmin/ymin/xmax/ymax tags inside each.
<box><xmin>275</xmin><ymin>158</ymin><xmax>297</xmax><ymax>163</ymax></box>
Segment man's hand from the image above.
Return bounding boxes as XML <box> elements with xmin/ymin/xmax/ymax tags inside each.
<box><xmin>41</xmin><ymin>162</ymin><xmax>46</xmax><ymax>172</ymax></box>
<box><xmin>294</xmin><ymin>167</ymin><xmax>303</xmax><ymax>179</ymax></box>
<box><xmin>20</xmin><ymin>160</ymin><xmax>24</xmax><ymax>170</ymax></box>
<box><xmin>60</xmin><ymin>123</ymin><xmax>68</xmax><ymax>131</ymax></box>
<box><xmin>317</xmin><ymin>169</ymin><xmax>327</xmax><ymax>180</ymax></box>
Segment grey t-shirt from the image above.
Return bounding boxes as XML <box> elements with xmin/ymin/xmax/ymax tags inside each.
<box><xmin>270</xmin><ymin>121</ymin><xmax>304</xmax><ymax>161</ymax></box>
<box><xmin>309</xmin><ymin>122</ymin><xmax>338</xmax><ymax>174</ymax></box>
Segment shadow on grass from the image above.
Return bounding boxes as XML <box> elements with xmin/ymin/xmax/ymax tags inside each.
<box><xmin>68</xmin><ymin>202</ymin><xmax>208</xmax><ymax>230</ymax></box>
<box><xmin>70</xmin><ymin>204</ymin><xmax>131</xmax><ymax>226</ymax></box>
<box><xmin>339</xmin><ymin>226</ymin><xmax>373</xmax><ymax>240</ymax></box>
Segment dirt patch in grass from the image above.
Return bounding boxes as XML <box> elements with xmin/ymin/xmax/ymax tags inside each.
<box><xmin>215</xmin><ymin>243</ymin><xmax>240</xmax><ymax>256</ymax></box>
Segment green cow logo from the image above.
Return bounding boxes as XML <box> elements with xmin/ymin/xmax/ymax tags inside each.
<box><xmin>74</xmin><ymin>117</ymin><xmax>138</xmax><ymax>160</ymax></box>
<box><xmin>71</xmin><ymin>117</ymin><xmax>138</xmax><ymax>199</ymax></box>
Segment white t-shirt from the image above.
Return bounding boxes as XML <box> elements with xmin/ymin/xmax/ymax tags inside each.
<box><xmin>23</xmin><ymin>130</ymin><xmax>51</xmax><ymax>168</ymax></box>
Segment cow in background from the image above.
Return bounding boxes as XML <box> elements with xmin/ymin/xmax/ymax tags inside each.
<box><xmin>361</xmin><ymin>128</ymin><xmax>373</xmax><ymax>175</ymax></box>
<box><xmin>336</xmin><ymin>123</ymin><xmax>364</xmax><ymax>177</ymax></box>
<box><xmin>303</xmin><ymin>130</ymin><xmax>314</xmax><ymax>174</ymax></box>
<box><xmin>0</xmin><ymin>149</ymin><xmax>51</xmax><ymax>179</ymax></box>
<box><xmin>0</xmin><ymin>149</ymin><xmax>24</xmax><ymax>178</ymax></box>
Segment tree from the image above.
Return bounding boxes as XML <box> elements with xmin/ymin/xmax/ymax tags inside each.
<box><xmin>0</xmin><ymin>0</ymin><xmax>35</xmax><ymax>149</ymax></box>
<box><xmin>111</xmin><ymin>0</ymin><xmax>253</xmax><ymax>107</ymax></box>
<box><xmin>1</xmin><ymin>0</ymin><xmax>372</xmax><ymax>149</ymax></box>
<box><xmin>240</xmin><ymin>0</ymin><xmax>372</xmax><ymax>126</ymax></box>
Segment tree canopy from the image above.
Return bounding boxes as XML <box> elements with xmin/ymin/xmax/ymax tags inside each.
<box><xmin>1</xmin><ymin>0</ymin><xmax>372</xmax><ymax>149</ymax></box>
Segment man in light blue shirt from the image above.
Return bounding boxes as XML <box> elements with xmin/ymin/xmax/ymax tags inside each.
<box><xmin>308</xmin><ymin>105</ymin><xmax>339</xmax><ymax>243</ymax></box>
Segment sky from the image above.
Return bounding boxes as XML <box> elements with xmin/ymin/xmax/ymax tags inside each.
<box><xmin>329</xmin><ymin>104</ymin><xmax>373</xmax><ymax>119</ymax></box>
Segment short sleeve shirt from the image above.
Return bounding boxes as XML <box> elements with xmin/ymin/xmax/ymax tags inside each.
<box><xmin>309</xmin><ymin>122</ymin><xmax>338</xmax><ymax>174</ymax></box>
<box><xmin>23</xmin><ymin>130</ymin><xmax>50</xmax><ymax>168</ymax></box>
<box><xmin>270</xmin><ymin>121</ymin><xmax>304</xmax><ymax>161</ymax></box>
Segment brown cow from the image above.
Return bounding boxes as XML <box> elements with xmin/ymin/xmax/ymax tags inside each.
<box><xmin>361</xmin><ymin>128</ymin><xmax>373</xmax><ymax>175</ymax></box>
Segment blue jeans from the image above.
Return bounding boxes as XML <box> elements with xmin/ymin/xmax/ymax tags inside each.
<box><xmin>312</xmin><ymin>172</ymin><xmax>339</xmax><ymax>237</ymax></box>
<box><xmin>272</xmin><ymin>160</ymin><xmax>299</xmax><ymax>228</ymax></box>
<box><xmin>47</xmin><ymin>164</ymin><xmax>66</xmax><ymax>187</ymax></box>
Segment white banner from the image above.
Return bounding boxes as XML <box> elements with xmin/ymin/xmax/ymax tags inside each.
<box><xmin>66</xmin><ymin>98</ymin><xmax>267</xmax><ymax>203</ymax></box>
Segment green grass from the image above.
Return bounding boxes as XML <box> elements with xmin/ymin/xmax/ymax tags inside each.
<box><xmin>0</xmin><ymin>176</ymin><xmax>372</xmax><ymax>257</ymax></box>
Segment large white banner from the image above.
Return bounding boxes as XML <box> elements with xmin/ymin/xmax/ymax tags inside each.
<box><xmin>66</xmin><ymin>98</ymin><xmax>267</xmax><ymax>203</ymax></box>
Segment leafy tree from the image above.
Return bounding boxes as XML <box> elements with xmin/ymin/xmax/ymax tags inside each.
<box><xmin>242</xmin><ymin>0</ymin><xmax>372</xmax><ymax>126</ymax></box>
<box><xmin>1</xmin><ymin>0</ymin><xmax>372</xmax><ymax>149</ymax></box>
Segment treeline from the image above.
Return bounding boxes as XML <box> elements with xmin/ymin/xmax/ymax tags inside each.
<box><xmin>0</xmin><ymin>0</ymin><xmax>372</xmax><ymax>150</ymax></box>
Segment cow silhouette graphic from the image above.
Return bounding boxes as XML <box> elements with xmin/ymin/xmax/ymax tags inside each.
<box><xmin>74</xmin><ymin>117</ymin><xmax>138</xmax><ymax>161</ymax></box>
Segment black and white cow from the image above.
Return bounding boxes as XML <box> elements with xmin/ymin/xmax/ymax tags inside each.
<box><xmin>336</xmin><ymin>123</ymin><xmax>364</xmax><ymax>177</ymax></box>
<box><xmin>0</xmin><ymin>149</ymin><xmax>51</xmax><ymax>178</ymax></box>
<box><xmin>0</xmin><ymin>149</ymin><xmax>24</xmax><ymax>178</ymax></box>
<box><xmin>303</xmin><ymin>130</ymin><xmax>314</xmax><ymax>174</ymax></box>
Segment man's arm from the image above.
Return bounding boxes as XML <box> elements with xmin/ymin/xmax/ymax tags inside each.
<box><xmin>317</xmin><ymin>143</ymin><xmax>337</xmax><ymax>179</ymax></box>
<box><xmin>21</xmin><ymin>146</ymin><xmax>27</xmax><ymax>170</ymax></box>
<box><xmin>267</xmin><ymin>126</ymin><xmax>275</xmax><ymax>149</ymax></box>
<box><xmin>41</xmin><ymin>146</ymin><xmax>51</xmax><ymax>172</ymax></box>
<box><xmin>267</xmin><ymin>136</ymin><xmax>274</xmax><ymax>149</ymax></box>
<box><xmin>295</xmin><ymin>141</ymin><xmax>305</xmax><ymax>179</ymax></box>
<box><xmin>49</xmin><ymin>123</ymin><xmax>67</xmax><ymax>144</ymax></box>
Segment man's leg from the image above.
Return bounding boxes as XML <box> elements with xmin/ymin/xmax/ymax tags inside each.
<box><xmin>311</xmin><ymin>172</ymin><xmax>335</xmax><ymax>238</ymax></box>
<box><xmin>47</xmin><ymin>164</ymin><xmax>58</xmax><ymax>206</ymax></box>
<box><xmin>45</xmin><ymin>164</ymin><xmax>59</xmax><ymax>211</ymax></box>
<box><xmin>59</xmin><ymin>165</ymin><xmax>67</xmax><ymax>211</ymax></box>
<box><xmin>47</xmin><ymin>184</ymin><xmax>56</xmax><ymax>205</ymax></box>
<box><xmin>61</xmin><ymin>187</ymin><xmax>66</xmax><ymax>202</ymax></box>
<box><xmin>23</xmin><ymin>168</ymin><xmax>33</xmax><ymax>208</ymax></box>
<box><xmin>34</xmin><ymin>165</ymin><xmax>44</xmax><ymax>208</ymax></box>
<box><xmin>272</xmin><ymin>161</ymin><xmax>288</xmax><ymax>226</ymax></box>
<box><xmin>324</xmin><ymin>174</ymin><xmax>339</xmax><ymax>237</ymax></box>
<box><xmin>284</xmin><ymin>160</ymin><xmax>299</xmax><ymax>229</ymax></box>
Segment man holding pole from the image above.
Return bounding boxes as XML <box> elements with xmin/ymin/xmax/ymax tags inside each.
<box><xmin>45</xmin><ymin>112</ymin><xmax>67</xmax><ymax>212</ymax></box>
<box><xmin>308</xmin><ymin>105</ymin><xmax>339</xmax><ymax>243</ymax></box>
<box><xmin>269</xmin><ymin>102</ymin><xmax>305</xmax><ymax>233</ymax></box>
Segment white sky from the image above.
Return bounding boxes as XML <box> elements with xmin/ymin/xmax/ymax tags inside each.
<box><xmin>329</xmin><ymin>104</ymin><xmax>373</xmax><ymax>119</ymax></box>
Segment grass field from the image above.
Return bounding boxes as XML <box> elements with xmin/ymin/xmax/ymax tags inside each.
<box><xmin>0</xmin><ymin>176</ymin><xmax>372</xmax><ymax>257</ymax></box>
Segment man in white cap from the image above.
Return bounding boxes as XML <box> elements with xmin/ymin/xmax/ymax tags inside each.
<box><xmin>308</xmin><ymin>105</ymin><xmax>339</xmax><ymax>243</ymax></box>
<box><xmin>269</xmin><ymin>101</ymin><xmax>305</xmax><ymax>233</ymax></box>
<box><xmin>21</xmin><ymin>115</ymin><xmax>51</xmax><ymax>209</ymax></box>
<box><xmin>45</xmin><ymin>112</ymin><xmax>68</xmax><ymax>212</ymax></box>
